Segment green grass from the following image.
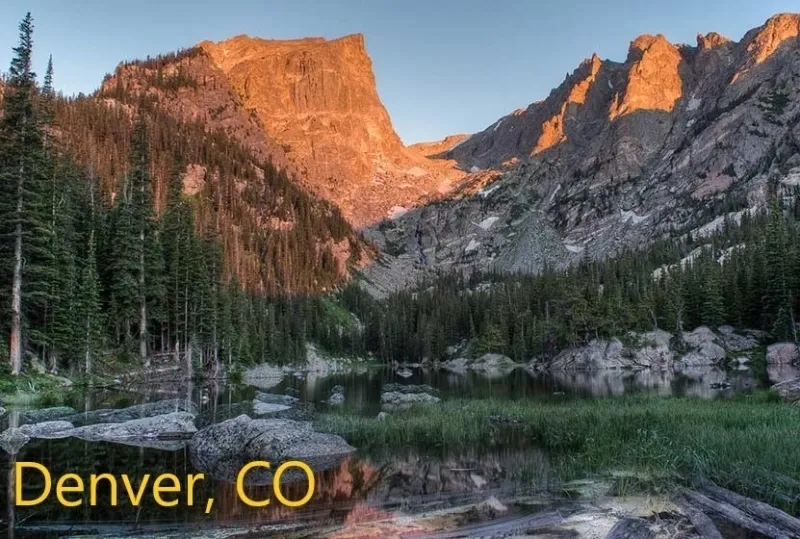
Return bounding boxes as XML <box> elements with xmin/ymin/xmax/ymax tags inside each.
<box><xmin>319</xmin><ymin>392</ymin><xmax>800</xmax><ymax>512</ymax></box>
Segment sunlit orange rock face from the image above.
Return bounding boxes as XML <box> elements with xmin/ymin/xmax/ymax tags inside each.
<box><xmin>533</xmin><ymin>54</ymin><xmax>602</xmax><ymax>154</ymax></box>
<box><xmin>609</xmin><ymin>34</ymin><xmax>684</xmax><ymax>119</ymax></box>
<box><xmin>198</xmin><ymin>34</ymin><xmax>464</xmax><ymax>227</ymax></box>
<box><xmin>746</xmin><ymin>13</ymin><xmax>800</xmax><ymax>65</ymax></box>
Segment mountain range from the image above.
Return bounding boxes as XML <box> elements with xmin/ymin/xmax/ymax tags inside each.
<box><xmin>38</xmin><ymin>13</ymin><xmax>800</xmax><ymax>295</ymax></box>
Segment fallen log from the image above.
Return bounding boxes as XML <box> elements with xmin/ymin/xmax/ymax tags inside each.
<box><xmin>698</xmin><ymin>484</ymin><xmax>800</xmax><ymax>535</ymax></box>
<box><xmin>682</xmin><ymin>489</ymin><xmax>793</xmax><ymax>539</ymax></box>
<box><xmin>604</xmin><ymin>518</ymin><xmax>653</xmax><ymax>539</ymax></box>
<box><xmin>674</xmin><ymin>495</ymin><xmax>723</xmax><ymax>539</ymax></box>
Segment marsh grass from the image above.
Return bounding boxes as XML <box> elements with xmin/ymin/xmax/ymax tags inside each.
<box><xmin>319</xmin><ymin>392</ymin><xmax>800</xmax><ymax>513</ymax></box>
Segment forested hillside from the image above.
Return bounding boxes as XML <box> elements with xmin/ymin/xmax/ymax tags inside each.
<box><xmin>0</xmin><ymin>14</ymin><xmax>367</xmax><ymax>377</ymax></box>
<box><xmin>352</xmin><ymin>190</ymin><xmax>800</xmax><ymax>363</ymax></box>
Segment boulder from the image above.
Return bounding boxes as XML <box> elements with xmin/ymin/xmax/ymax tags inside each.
<box><xmin>19</xmin><ymin>406</ymin><xmax>76</xmax><ymax>425</ymax></box>
<box><xmin>632</xmin><ymin>330</ymin><xmax>674</xmax><ymax>368</ymax></box>
<box><xmin>470</xmin><ymin>353</ymin><xmax>517</xmax><ymax>377</ymax></box>
<box><xmin>381</xmin><ymin>391</ymin><xmax>440</xmax><ymax>412</ymax></box>
<box><xmin>550</xmin><ymin>339</ymin><xmax>626</xmax><ymax>371</ymax></box>
<box><xmin>66</xmin><ymin>399</ymin><xmax>196</xmax><ymax>426</ymax></box>
<box><xmin>19</xmin><ymin>420</ymin><xmax>73</xmax><ymax>439</ymax></box>
<box><xmin>718</xmin><ymin>326</ymin><xmax>760</xmax><ymax>351</ymax></box>
<box><xmin>772</xmin><ymin>377</ymin><xmax>800</xmax><ymax>403</ymax></box>
<box><xmin>377</xmin><ymin>411</ymin><xmax>390</xmax><ymax>421</ymax></box>
<box><xmin>679</xmin><ymin>326</ymin><xmax>726</xmax><ymax>366</ymax></box>
<box><xmin>65</xmin><ymin>412</ymin><xmax>196</xmax><ymax>450</ymax></box>
<box><xmin>188</xmin><ymin>415</ymin><xmax>355</xmax><ymax>484</ymax></box>
<box><xmin>0</xmin><ymin>428</ymin><xmax>29</xmax><ymax>454</ymax></box>
<box><xmin>767</xmin><ymin>343</ymin><xmax>800</xmax><ymax>364</ymax></box>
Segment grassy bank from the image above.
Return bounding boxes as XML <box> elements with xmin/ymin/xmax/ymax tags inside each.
<box><xmin>320</xmin><ymin>392</ymin><xmax>800</xmax><ymax>512</ymax></box>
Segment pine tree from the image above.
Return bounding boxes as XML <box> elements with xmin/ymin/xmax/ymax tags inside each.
<box><xmin>0</xmin><ymin>13</ymin><xmax>50</xmax><ymax>374</ymax></box>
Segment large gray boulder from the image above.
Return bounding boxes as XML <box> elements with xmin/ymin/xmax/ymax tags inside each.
<box><xmin>631</xmin><ymin>330</ymin><xmax>673</xmax><ymax>368</ymax></box>
<box><xmin>189</xmin><ymin>415</ymin><xmax>355</xmax><ymax>484</ymax></box>
<box><xmin>64</xmin><ymin>412</ymin><xmax>196</xmax><ymax>450</ymax></box>
<box><xmin>772</xmin><ymin>377</ymin><xmax>800</xmax><ymax>403</ymax></box>
<box><xmin>0</xmin><ymin>428</ymin><xmax>29</xmax><ymax>454</ymax></box>
<box><xmin>679</xmin><ymin>326</ymin><xmax>726</xmax><ymax>367</ymax></box>
<box><xmin>381</xmin><ymin>391</ymin><xmax>440</xmax><ymax>412</ymax></box>
<box><xmin>767</xmin><ymin>343</ymin><xmax>800</xmax><ymax>364</ymax></box>
<box><xmin>550</xmin><ymin>339</ymin><xmax>626</xmax><ymax>371</ymax></box>
<box><xmin>19</xmin><ymin>420</ymin><xmax>74</xmax><ymax>439</ymax></box>
<box><xmin>66</xmin><ymin>399</ymin><xmax>196</xmax><ymax>426</ymax></box>
<box><xmin>718</xmin><ymin>326</ymin><xmax>761</xmax><ymax>351</ymax></box>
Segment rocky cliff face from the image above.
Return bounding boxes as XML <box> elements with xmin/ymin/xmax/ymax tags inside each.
<box><xmin>104</xmin><ymin>34</ymin><xmax>464</xmax><ymax>228</ymax></box>
<box><xmin>195</xmin><ymin>34</ymin><xmax>462</xmax><ymax>227</ymax></box>
<box><xmin>363</xmin><ymin>13</ymin><xmax>800</xmax><ymax>296</ymax></box>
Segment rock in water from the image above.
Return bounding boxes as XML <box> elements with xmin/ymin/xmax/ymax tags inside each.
<box><xmin>66</xmin><ymin>399</ymin><xmax>196</xmax><ymax>426</ymax></box>
<box><xmin>243</xmin><ymin>363</ymin><xmax>285</xmax><ymax>389</ymax></box>
<box><xmin>252</xmin><ymin>401</ymin><xmax>292</xmax><ymax>416</ymax></box>
<box><xmin>254</xmin><ymin>392</ymin><xmax>299</xmax><ymax>406</ymax></box>
<box><xmin>64</xmin><ymin>412</ymin><xmax>197</xmax><ymax>451</ymax></box>
<box><xmin>19</xmin><ymin>420</ymin><xmax>74</xmax><ymax>439</ymax></box>
<box><xmin>0</xmin><ymin>428</ymin><xmax>30</xmax><ymax>454</ymax></box>
<box><xmin>767</xmin><ymin>343</ymin><xmax>800</xmax><ymax>364</ymax></box>
<box><xmin>380</xmin><ymin>391</ymin><xmax>440</xmax><ymax>412</ymax></box>
<box><xmin>19</xmin><ymin>406</ymin><xmax>76</xmax><ymax>425</ymax></box>
<box><xmin>328</xmin><ymin>386</ymin><xmax>345</xmax><ymax>406</ymax></box>
<box><xmin>189</xmin><ymin>415</ymin><xmax>355</xmax><ymax>484</ymax></box>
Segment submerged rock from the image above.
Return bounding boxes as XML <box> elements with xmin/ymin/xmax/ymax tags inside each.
<box><xmin>19</xmin><ymin>406</ymin><xmax>76</xmax><ymax>425</ymax></box>
<box><xmin>254</xmin><ymin>392</ymin><xmax>299</xmax><ymax>406</ymax></box>
<box><xmin>252</xmin><ymin>401</ymin><xmax>292</xmax><ymax>416</ymax></box>
<box><xmin>67</xmin><ymin>399</ymin><xmax>196</xmax><ymax>426</ymax></box>
<box><xmin>189</xmin><ymin>415</ymin><xmax>355</xmax><ymax>484</ymax></box>
<box><xmin>382</xmin><ymin>383</ymin><xmax>437</xmax><ymax>394</ymax></box>
<box><xmin>65</xmin><ymin>412</ymin><xmax>197</xmax><ymax>450</ymax></box>
<box><xmin>767</xmin><ymin>342</ymin><xmax>800</xmax><ymax>364</ymax></box>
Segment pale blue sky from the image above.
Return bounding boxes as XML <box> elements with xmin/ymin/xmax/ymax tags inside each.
<box><xmin>1</xmin><ymin>0</ymin><xmax>797</xmax><ymax>143</ymax></box>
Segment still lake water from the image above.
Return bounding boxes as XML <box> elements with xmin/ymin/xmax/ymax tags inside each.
<box><xmin>0</xmin><ymin>363</ymin><xmax>782</xmax><ymax>537</ymax></box>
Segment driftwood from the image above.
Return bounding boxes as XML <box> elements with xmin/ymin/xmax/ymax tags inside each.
<box><xmin>698</xmin><ymin>484</ymin><xmax>800</xmax><ymax>535</ymax></box>
<box><xmin>675</xmin><ymin>495</ymin><xmax>723</xmax><ymax>539</ymax></box>
<box><xmin>682</xmin><ymin>489</ymin><xmax>795</xmax><ymax>539</ymax></box>
<box><xmin>603</xmin><ymin>518</ymin><xmax>653</xmax><ymax>539</ymax></box>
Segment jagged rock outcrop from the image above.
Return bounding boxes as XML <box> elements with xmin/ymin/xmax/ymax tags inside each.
<box><xmin>531</xmin><ymin>326</ymin><xmax>755</xmax><ymax>372</ymax></box>
<box><xmin>364</xmin><ymin>13</ymin><xmax>800</xmax><ymax>294</ymax></box>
